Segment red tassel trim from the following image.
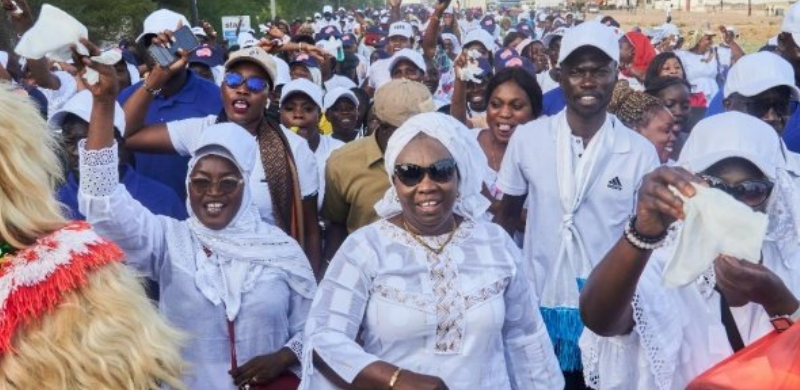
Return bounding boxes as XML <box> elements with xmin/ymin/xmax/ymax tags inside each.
<box><xmin>0</xmin><ymin>222</ymin><xmax>124</xmax><ymax>354</ymax></box>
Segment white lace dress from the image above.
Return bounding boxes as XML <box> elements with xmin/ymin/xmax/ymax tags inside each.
<box><xmin>579</xmin><ymin>225</ymin><xmax>800</xmax><ymax>390</ymax></box>
<box><xmin>300</xmin><ymin>219</ymin><xmax>564</xmax><ymax>390</ymax></box>
<box><xmin>77</xmin><ymin>142</ymin><xmax>312</xmax><ymax>390</ymax></box>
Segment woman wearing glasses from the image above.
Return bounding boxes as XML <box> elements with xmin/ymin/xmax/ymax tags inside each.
<box><xmin>123</xmin><ymin>44</ymin><xmax>324</xmax><ymax>276</ymax></box>
<box><xmin>300</xmin><ymin>112</ymin><xmax>563</xmax><ymax>390</ymax></box>
<box><xmin>79</xmin><ymin>58</ymin><xmax>316</xmax><ymax>390</ymax></box>
<box><xmin>578</xmin><ymin>112</ymin><xmax>800</xmax><ymax>390</ymax></box>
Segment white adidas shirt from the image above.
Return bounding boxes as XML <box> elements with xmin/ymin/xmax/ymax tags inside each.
<box><xmin>496</xmin><ymin>111</ymin><xmax>659</xmax><ymax>298</ymax></box>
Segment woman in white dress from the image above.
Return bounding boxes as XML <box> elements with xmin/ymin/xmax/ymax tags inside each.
<box><xmin>676</xmin><ymin>28</ymin><xmax>727</xmax><ymax>103</ymax></box>
<box><xmin>300</xmin><ymin>112</ymin><xmax>564</xmax><ymax>390</ymax></box>
<box><xmin>578</xmin><ymin>112</ymin><xmax>800</xmax><ymax>390</ymax></box>
<box><xmin>79</xmin><ymin>67</ymin><xmax>316</xmax><ymax>390</ymax></box>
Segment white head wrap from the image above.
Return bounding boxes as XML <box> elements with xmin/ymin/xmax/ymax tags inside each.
<box><xmin>441</xmin><ymin>33</ymin><xmax>462</xmax><ymax>54</ymax></box>
<box><xmin>374</xmin><ymin>112</ymin><xmax>490</xmax><ymax>221</ymax></box>
<box><xmin>185</xmin><ymin>123</ymin><xmax>316</xmax><ymax>321</ymax></box>
<box><xmin>678</xmin><ymin>111</ymin><xmax>800</xmax><ymax>245</ymax></box>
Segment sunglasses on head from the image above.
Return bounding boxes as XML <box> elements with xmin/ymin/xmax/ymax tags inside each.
<box><xmin>700</xmin><ymin>174</ymin><xmax>774</xmax><ymax>208</ymax></box>
<box><xmin>394</xmin><ymin>158</ymin><xmax>457</xmax><ymax>187</ymax></box>
<box><xmin>224</xmin><ymin>72</ymin><xmax>270</xmax><ymax>93</ymax></box>
<box><xmin>189</xmin><ymin>176</ymin><xmax>244</xmax><ymax>195</ymax></box>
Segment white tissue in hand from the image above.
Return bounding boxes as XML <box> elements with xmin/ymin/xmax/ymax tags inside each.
<box><xmin>82</xmin><ymin>50</ymin><xmax>123</xmax><ymax>86</ymax></box>
<box><xmin>458</xmin><ymin>50</ymin><xmax>485</xmax><ymax>84</ymax></box>
<box><xmin>15</xmin><ymin>4</ymin><xmax>88</xmax><ymax>60</ymax></box>
<box><xmin>662</xmin><ymin>184</ymin><xmax>768</xmax><ymax>287</ymax></box>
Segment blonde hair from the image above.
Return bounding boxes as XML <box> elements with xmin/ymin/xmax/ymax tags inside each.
<box><xmin>0</xmin><ymin>263</ymin><xmax>188</xmax><ymax>390</ymax></box>
<box><xmin>608</xmin><ymin>80</ymin><xmax>668</xmax><ymax>130</ymax></box>
<box><xmin>0</xmin><ymin>85</ymin><xmax>66</xmax><ymax>247</ymax></box>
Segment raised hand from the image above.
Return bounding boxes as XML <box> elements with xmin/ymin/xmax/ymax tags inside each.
<box><xmin>201</xmin><ymin>20</ymin><xmax>217</xmax><ymax>41</ymax></box>
<box><xmin>434</xmin><ymin>0</ymin><xmax>452</xmax><ymax>17</ymax></box>
<box><xmin>73</xmin><ymin>39</ymin><xmax>118</xmax><ymax>101</ymax></box>
<box><xmin>1</xmin><ymin>0</ymin><xmax>33</xmax><ymax>31</ymax></box>
<box><xmin>634</xmin><ymin>166</ymin><xmax>704</xmax><ymax>237</ymax></box>
<box><xmin>144</xmin><ymin>30</ymin><xmax>189</xmax><ymax>91</ymax></box>
<box><xmin>389</xmin><ymin>0</ymin><xmax>403</xmax><ymax>8</ymax></box>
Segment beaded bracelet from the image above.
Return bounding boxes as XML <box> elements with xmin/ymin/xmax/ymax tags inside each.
<box><xmin>624</xmin><ymin>215</ymin><xmax>668</xmax><ymax>251</ymax></box>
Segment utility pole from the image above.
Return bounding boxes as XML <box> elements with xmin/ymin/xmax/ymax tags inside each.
<box><xmin>271</xmin><ymin>0</ymin><xmax>276</xmax><ymax>20</ymax></box>
<box><xmin>190</xmin><ymin>0</ymin><xmax>199</xmax><ymax>24</ymax></box>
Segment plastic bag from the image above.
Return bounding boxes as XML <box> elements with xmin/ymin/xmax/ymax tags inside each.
<box><xmin>686</xmin><ymin>325</ymin><xmax>800</xmax><ymax>390</ymax></box>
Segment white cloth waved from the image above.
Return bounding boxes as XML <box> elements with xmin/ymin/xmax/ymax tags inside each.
<box><xmin>663</xmin><ymin>184</ymin><xmax>768</xmax><ymax>287</ymax></box>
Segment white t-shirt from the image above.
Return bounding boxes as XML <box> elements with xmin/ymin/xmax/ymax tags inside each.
<box><xmin>167</xmin><ymin>115</ymin><xmax>320</xmax><ymax>226</ymax></box>
<box><xmin>676</xmin><ymin>50</ymin><xmax>729</xmax><ymax>102</ymax></box>
<box><xmin>311</xmin><ymin>134</ymin><xmax>345</xmax><ymax>210</ymax></box>
<box><xmin>496</xmin><ymin>111</ymin><xmax>659</xmax><ymax>297</ymax></box>
<box><xmin>368</xmin><ymin>58</ymin><xmax>391</xmax><ymax>89</ymax></box>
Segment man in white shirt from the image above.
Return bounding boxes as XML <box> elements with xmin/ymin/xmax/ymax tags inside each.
<box><xmin>494</xmin><ymin>21</ymin><xmax>659</xmax><ymax>390</ymax></box>
<box><xmin>315</xmin><ymin>5</ymin><xmax>339</xmax><ymax>33</ymax></box>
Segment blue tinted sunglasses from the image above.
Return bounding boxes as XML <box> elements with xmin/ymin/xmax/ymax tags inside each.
<box><xmin>223</xmin><ymin>72</ymin><xmax>270</xmax><ymax>93</ymax></box>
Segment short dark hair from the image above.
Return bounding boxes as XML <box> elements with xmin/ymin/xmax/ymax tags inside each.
<box><xmin>644</xmin><ymin>75</ymin><xmax>692</xmax><ymax>96</ymax></box>
<box><xmin>484</xmin><ymin>67</ymin><xmax>543</xmax><ymax>119</ymax></box>
<box><xmin>503</xmin><ymin>32</ymin><xmax>524</xmax><ymax>48</ymax></box>
<box><xmin>645</xmin><ymin>52</ymin><xmax>689</xmax><ymax>84</ymax></box>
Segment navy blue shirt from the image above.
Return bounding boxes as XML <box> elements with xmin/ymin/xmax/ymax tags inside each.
<box><xmin>704</xmin><ymin>91</ymin><xmax>725</xmax><ymax>118</ymax></box>
<box><xmin>118</xmin><ymin>71</ymin><xmax>222</xmax><ymax>200</ymax></box>
<box><xmin>58</xmin><ymin>165</ymin><xmax>188</xmax><ymax>221</ymax></box>
<box><xmin>782</xmin><ymin>102</ymin><xmax>800</xmax><ymax>153</ymax></box>
<box><xmin>542</xmin><ymin>86</ymin><xmax>566</xmax><ymax>116</ymax></box>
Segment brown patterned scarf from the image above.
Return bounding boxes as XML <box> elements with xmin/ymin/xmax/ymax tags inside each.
<box><xmin>216</xmin><ymin>112</ymin><xmax>305</xmax><ymax>247</ymax></box>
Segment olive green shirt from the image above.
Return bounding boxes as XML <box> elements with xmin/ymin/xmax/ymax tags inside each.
<box><xmin>322</xmin><ymin>135</ymin><xmax>391</xmax><ymax>233</ymax></box>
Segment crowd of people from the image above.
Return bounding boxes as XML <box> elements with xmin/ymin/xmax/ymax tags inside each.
<box><xmin>2</xmin><ymin>0</ymin><xmax>800</xmax><ymax>389</ymax></box>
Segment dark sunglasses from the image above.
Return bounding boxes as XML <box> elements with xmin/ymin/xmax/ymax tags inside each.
<box><xmin>700</xmin><ymin>174</ymin><xmax>774</xmax><ymax>207</ymax></box>
<box><xmin>189</xmin><ymin>176</ymin><xmax>244</xmax><ymax>195</ymax></box>
<box><xmin>224</xmin><ymin>72</ymin><xmax>270</xmax><ymax>93</ymax></box>
<box><xmin>394</xmin><ymin>158</ymin><xmax>457</xmax><ymax>187</ymax></box>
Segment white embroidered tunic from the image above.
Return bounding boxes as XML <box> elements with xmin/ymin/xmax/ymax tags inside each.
<box><xmin>300</xmin><ymin>219</ymin><xmax>564</xmax><ymax>390</ymax></box>
<box><xmin>77</xmin><ymin>143</ymin><xmax>313</xmax><ymax>390</ymax></box>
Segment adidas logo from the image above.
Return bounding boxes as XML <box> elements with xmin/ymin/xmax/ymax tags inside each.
<box><xmin>607</xmin><ymin>176</ymin><xmax>622</xmax><ymax>191</ymax></box>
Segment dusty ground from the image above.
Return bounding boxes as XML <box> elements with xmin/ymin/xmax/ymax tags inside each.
<box><xmin>602</xmin><ymin>8</ymin><xmax>783</xmax><ymax>52</ymax></box>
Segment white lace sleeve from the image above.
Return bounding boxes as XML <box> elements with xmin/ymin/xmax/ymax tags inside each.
<box><xmin>78</xmin><ymin>139</ymin><xmax>118</xmax><ymax>197</ymax></box>
<box><xmin>78</xmin><ymin>140</ymin><xmax>169</xmax><ymax>281</ymax></box>
<box><xmin>285</xmin><ymin>333</ymin><xmax>304</xmax><ymax>378</ymax></box>
<box><xmin>579</xmin><ymin>251</ymin><xmax>686</xmax><ymax>390</ymax></box>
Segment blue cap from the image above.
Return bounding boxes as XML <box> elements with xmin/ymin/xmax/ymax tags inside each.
<box><xmin>494</xmin><ymin>48</ymin><xmax>535</xmax><ymax>74</ymax></box>
<box><xmin>290</xmin><ymin>52</ymin><xmax>319</xmax><ymax>69</ymax></box>
<box><xmin>481</xmin><ymin>15</ymin><xmax>497</xmax><ymax>35</ymax></box>
<box><xmin>188</xmin><ymin>44</ymin><xmax>224</xmax><ymax>68</ymax></box>
<box><xmin>516</xmin><ymin>22</ymin><xmax>533</xmax><ymax>37</ymax></box>
<box><xmin>315</xmin><ymin>25</ymin><xmax>342</xmax><ymax>41</ymax></box>
<box><xmin>375</xmin><ymin>34</ymin><xmax>388</xmax><ymax>49</ymax></box>
<box><xmin>341</xmin><ymin>33</ymin><xmax>357</xmax><ymax>48</ymax></box>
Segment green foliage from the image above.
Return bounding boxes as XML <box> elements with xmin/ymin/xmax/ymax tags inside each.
<box><xmin>26</xmin><ymin>0</ymin><xmax>155</xmax><ymax>43</ymax></box>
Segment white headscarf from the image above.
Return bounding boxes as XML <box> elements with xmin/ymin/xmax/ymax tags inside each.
<box><xmin>185</xmin><ymin>123</ymin><xmax>316</xmax><ymax>321</ymax></box>
<box><xmin>441</xmin><ymin>33</ymin><xmax>462</xmax><ymax>54</ymax></box>
<box><xmin>678</xmin><ymin>111</ymin><xmax>800</xmax><ymax>246</ymax></box>
<box><xmin>374</xmin><ymin>112</ymin><xmax>490</xmax><ymax>221</ymax></box>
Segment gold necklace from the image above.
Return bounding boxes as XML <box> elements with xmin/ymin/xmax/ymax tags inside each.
<box><xmin>402</xmin><ymin>219</ymin><xmax>458</xmax><ymax>255</ymax></box>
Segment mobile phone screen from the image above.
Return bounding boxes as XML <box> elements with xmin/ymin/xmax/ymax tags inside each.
<box><xmin>148</xmin><ymin>25</ymin><xmax>200</xmax><ymax>67</ymax></box>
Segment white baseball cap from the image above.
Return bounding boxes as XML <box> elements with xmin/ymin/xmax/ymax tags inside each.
<box><xmin>542</xmin><ymin>27</ymin><xmax>567</xmax><ymax>48</ymax></box>
<box><xmin>388</xmin><ymin>22</ymin><xmax>413</xmax><ymax>38</ymax></box>
<box><xmin>724</xmin><ymin>52</ymin><xmax>800</xmax><ymax>99</ymax></box>
<box><xmin>323</xmin><ymin>87</ymin><xmax>359</xmax><ymax>111</ymax></box>
<box><xmin>280</xmin><ymin>78</ymin><xmax>324</xmax><ymax>109</ymax></box>
<box><xmin>558</xmin><ymin>21</ymin><xmax>619</xmax><ymax>65</ymax></box>
<box><xmin>463</xmin><ymin>29</ymin><xmax>497</xmax><ymax>53</ymax></box>
<box><xmin>389</xmin><ymin>49</ymin><xmax>426</xmax><ymax>75</ymax></box>
<box><xmin>191</xmin><ymin>26</ymin><xmax>207</xmax><ymax>37</ymax></box>
<box><xmin>323</xmin><ymin>5</ymin><xmax>333</xmax><ymax>14</ymax></box>
<box><xmin>136</xmin><ymin>9</ymin><xmax>190</xmax><ymax>43</ymax></box>
<box><xmin>50</xmin><ymin>90</ymin><xmax>126</xmax><ymax>134</ymax></box>
<box><xmin>782</xmin><ymin>1</ymin><xmax>800</xmax><ymax>46</ymax></box>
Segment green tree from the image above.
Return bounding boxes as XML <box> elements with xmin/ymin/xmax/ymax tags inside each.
<box><xmin>23</xmin><ymin>0</ymin><xmax>155</xmax><ymax>44</ymax></box>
